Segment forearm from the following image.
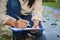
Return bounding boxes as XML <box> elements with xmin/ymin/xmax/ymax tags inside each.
<box><xmin>5</xmin><ymin>18</ymin><xmax>16</xmax><ymax>27</ymax></box>
<box><xmin>32</xmin><ymin>0</ymin><xmax>43</xmax><ymax>22</ymax></box>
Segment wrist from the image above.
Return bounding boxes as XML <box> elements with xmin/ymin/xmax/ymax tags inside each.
<box><xmin>5</xmin><ymin>18</ymin><xmax>16</xmax><ymax>27</ymax></box>
<box><xmin>33</xmin><ymin>19</ymin><xmax>39</xmax><ymax>24</ymax></box>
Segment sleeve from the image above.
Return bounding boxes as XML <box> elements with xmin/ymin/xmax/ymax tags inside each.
<box><xmin>31</xmin><ymin>0</ymin><xmax>43</xmax><ymax>21</ymax></box>
<box><xmin>0</xmin><ymin>0</ymin><xmax>10</xmax><ymax>25</ymax></box>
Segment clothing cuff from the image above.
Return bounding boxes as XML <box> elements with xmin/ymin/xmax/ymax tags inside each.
<box><xmin>31</xmin><ymin>12</ymin><xmax>43</xmax><ymax>22</ymax></box>
<box><xmin>3</xmin><ymin>16</ymin><xmax>10</xmax><ymax>24</ymax></box>
<box><xmin>31</xmin><ymin>15</ymin><xmax>43</xmax><ymax>22</ymax></box>
<box><xmin>0</xmin><ymin>15</ymin><xmax>16</xmax><ymax>25</ymax></box>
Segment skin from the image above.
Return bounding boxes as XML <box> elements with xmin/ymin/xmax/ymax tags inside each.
<box><xmin>5</xmin><ymin>18</ymin><xmax>40</xmax><ymax>33</ymax></box>
<box><xmin>30</xmin><ymin>19</ymin><xmax>40</xmax><ymax>33</ymax></box>
<box><xmin>5</xmin><ymin>18</ymin><xmax>29</xmax><ymax>28</ymax></box>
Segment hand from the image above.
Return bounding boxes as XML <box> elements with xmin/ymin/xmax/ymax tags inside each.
<box><xmin>5</xmin><ymin>18</ymin><xmax>29</xmax><ymax>28</ymax></box>
<box><xmin>15</xmin><ymin>19</ymin><xmax>29</xmax><ymax>28</ymax></box>
<box><xmin>30</xmin><ymin>20</ymin><xmax>40</xmax><ymax>34</ymax></box>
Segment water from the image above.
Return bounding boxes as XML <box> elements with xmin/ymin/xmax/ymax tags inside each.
<box><xmin>41</xmin><ymin>6</ymin><xmax>60</xmax><ymax>40</ymax></box>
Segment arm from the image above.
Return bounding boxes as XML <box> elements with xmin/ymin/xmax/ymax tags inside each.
<box><xmin>0</xmin><ymin>0</ymin><xmax>16</xmax><ymax>26</ymax></box>
<box><xmin>0</xmin><ymin>0</ymin><xmax>29</xmax><ymax>28</ymax></box>
<box><xmin>30</xmin><ymin>0</ymin><xmax>43</xmax><ymax>33</ymax></box>
<box><xmin>32</xmin><ymin>0</ymin><xmax>43</xmax><ymax>22</ymax></box>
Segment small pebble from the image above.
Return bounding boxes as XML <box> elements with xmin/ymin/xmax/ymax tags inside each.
<box><xmin>43</xmin><ymin>21</ymin><xmax>46</xmax><ymax>22</ymax></box>
<box><xmin>51</xmin><ymin>23</ymin><xmax>57</xmax><ymax>25</ymax></box>
<box><xmin>57</xmin><ymin>35</ymin><xmax>60</xmax><ymax>37</ymax></box>
<box><xmin>47</xmin><ymin>19</ymin><xmax>50</xmax><ymax>20</ymax></box>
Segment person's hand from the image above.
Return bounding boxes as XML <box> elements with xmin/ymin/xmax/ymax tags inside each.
<box><xmin>5</xmin><ymin>18</ymin><xmax>29</xmax><ymax>28</ymax></box>
<box><xmin>30</xmin><ymin>20</ymin><xmax>40</xmax><ymax>34</ymax></box>
<box><xmin>15</xmin><ymin>19</ymin><xmax>29</xmax><ymax>28</ymax></box>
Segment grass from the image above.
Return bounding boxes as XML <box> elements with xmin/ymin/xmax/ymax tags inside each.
<box><xmin>43</xmin><ymin>2</ymin><xmax>60</xmax><ymax>8</ymax></box>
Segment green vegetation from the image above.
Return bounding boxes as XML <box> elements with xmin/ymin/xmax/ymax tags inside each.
<box><xmin>43</xmin><ymin>2</ymin><xmax>60</xmax><ymax>8</ymax></box>
<box><xmin>43</xmin><ymin>0</ymin><xmax>60</xmax><ymax>2</ymax></box>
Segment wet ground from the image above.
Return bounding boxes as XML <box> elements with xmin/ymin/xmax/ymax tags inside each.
<box><xmin>40</xmin><ymin>6</ymin><xmax>60</xmax><ymax>40</ymax></box>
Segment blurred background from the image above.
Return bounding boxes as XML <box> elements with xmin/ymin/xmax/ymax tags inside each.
<box><xmin>41</xmin><ymin>0</ymin><xmax>60</xmax><ymax>40</ymax></box>
<box><xmin>43</xmin><ymin>0</ymin><xmax>60</xmax><ymax>8</ymax></box>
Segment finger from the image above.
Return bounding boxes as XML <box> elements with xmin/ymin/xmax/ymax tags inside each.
<box><xmin>17</xmin><ymin>22</ymin><xmax>28</xmax><ymax>28</ymax></box>
<box><xmin>22</xmin><ymin>22</ymin><xmax>29</xmax><ymax>26</ymax></box>
<box><xmin>18</xmin><ymin>22</ymin><xmax>28</xmax><ymax>28</ymax></box>
<box><xmin>18</xmin><ymin>19</ymin><xmax>29</xmax><ymax>23</ymax></box>
<box><xmin>17</xmin><ymin>20</ymin><xmax>28</xmax><ymax>25</ymax></box>
<box><xmin>20</xmin><ymin>19</ymin><xmax>29</xmax><ymax>23</ymax></box>
<box><xmin>17</xmin><ymin>20</ymin><xmax>29</xmax><ymax>28</ymax></box>
<box><xmin>17</xmin><ymin>25</ymin><xmax>25</xmax><ymax>28</ymax></box>
<box><xmin>17</xmin><ymin>23</ymin><xmax>27</xmax><ymax>28</ymax></box>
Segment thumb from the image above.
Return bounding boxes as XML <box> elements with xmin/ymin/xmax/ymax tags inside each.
<box><xmin>20</xmin><ymin>19</ymin><xmax>29</xmax><ymax>23</ymax></box>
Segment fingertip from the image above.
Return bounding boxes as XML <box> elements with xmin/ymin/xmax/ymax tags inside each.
<box><xmin>25</xmin><ymin>20</ymin><xmax>30</xmax><ymax>23</ymax></box>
